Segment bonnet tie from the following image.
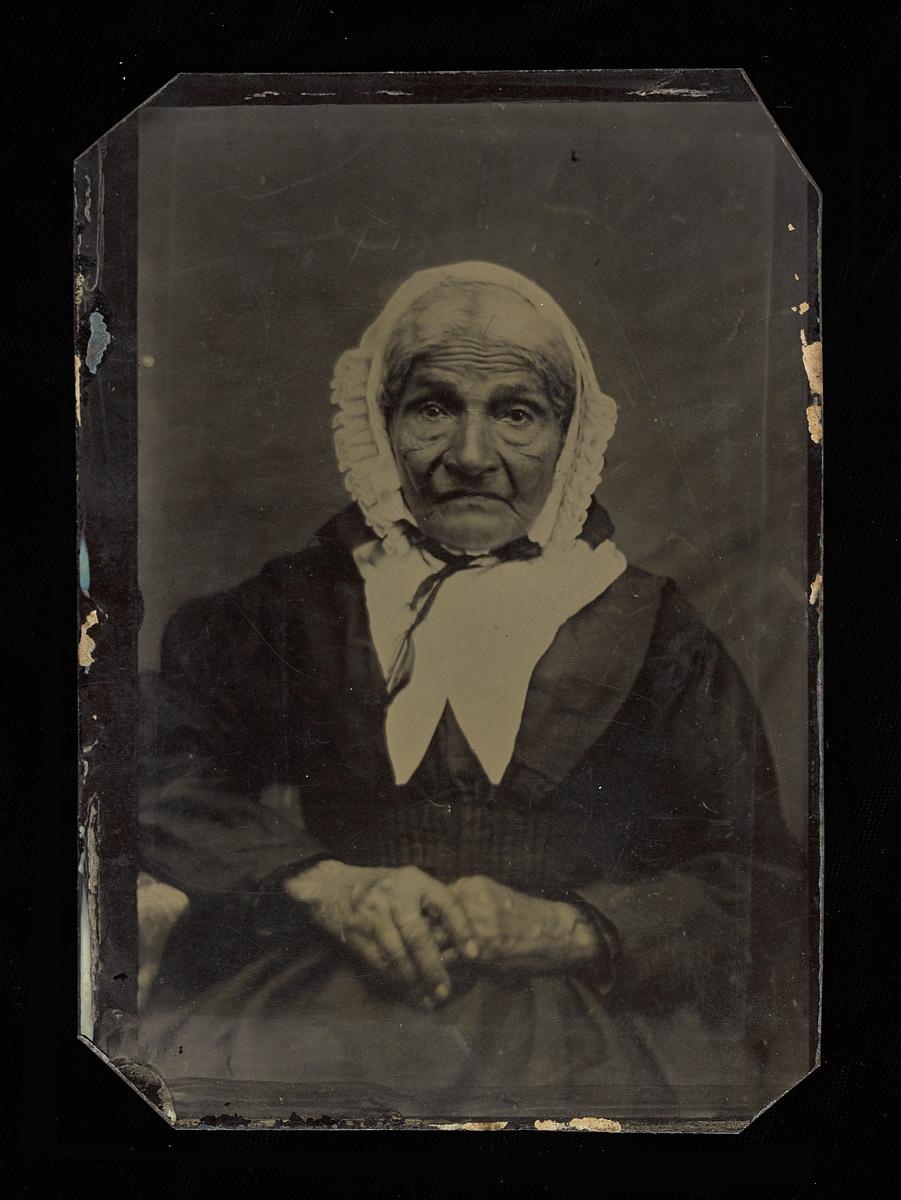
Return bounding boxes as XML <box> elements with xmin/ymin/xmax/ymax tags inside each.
<box><xmin>384</xmin><ymin>524</ymin><xmax>542</xmax><ymax>702</ymax></box>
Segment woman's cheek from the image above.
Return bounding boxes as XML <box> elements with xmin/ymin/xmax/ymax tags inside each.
<box><xmin>504</xmin><ymin>444</ymin><xmax>557</xmax><ymax>490</ymax></box>
<box><xmin>393</xmin><ymin>422</ymin><xmax>448</xmax><ymax>456</ymax></box>
<box><xmin>501</xmin><ymin>421</ymin><xmax>561</xmax><ymax>458</ymax></box>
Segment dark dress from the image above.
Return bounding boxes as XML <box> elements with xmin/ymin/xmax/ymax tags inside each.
<box><xmin>137</xmin><ymin>502</ymin><xmax>808</xmax><ymax>1122</ymax></box>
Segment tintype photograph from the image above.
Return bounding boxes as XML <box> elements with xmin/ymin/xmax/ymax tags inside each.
<box><xmin>75</xmin><ymin>70</ymin><xmax>822</xmax><ymax>1130</ymax></box>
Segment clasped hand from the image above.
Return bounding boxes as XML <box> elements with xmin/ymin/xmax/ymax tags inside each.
<box><xmin>285</xmin><ymin>862</ymin><xmax>600</xmax><ymax>1009</ymax></box>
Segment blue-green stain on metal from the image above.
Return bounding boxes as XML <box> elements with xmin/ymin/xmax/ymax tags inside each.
<box><xmin>79</xmin><ymin>533</ymin><xmax>90</xmax><ymax>594</ymax></box>
<box><xmin>85</xmin><ymin>311</ymin><xmax>111</xmax><ymax>374</ymax></box>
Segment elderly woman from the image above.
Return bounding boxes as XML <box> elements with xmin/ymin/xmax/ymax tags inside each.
<box><xmin>139</xmin><ymin>262</ymin><xmax>804</xmax><ymax>1120</ymax></box>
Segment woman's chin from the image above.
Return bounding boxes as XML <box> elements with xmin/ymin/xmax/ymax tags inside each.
<box><xmin>423</xmin><ymin>510</ymin><xmax>524</xmax><ymax>553</ymax></box>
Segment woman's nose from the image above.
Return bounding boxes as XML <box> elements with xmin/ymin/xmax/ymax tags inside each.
<box><xmin>445</xmin><ymin>415</ymin><xmax>498</xmax><ymax>475</ymax></box>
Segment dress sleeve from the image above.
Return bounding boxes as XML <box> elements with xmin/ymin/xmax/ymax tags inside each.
<box><xmin>139</xmin><ymin>583</ymin><xmax>332</xmax><ymax>901</ymax></box>
<box><xmin>571</xmin><ymin>586</ymin><xmax>807</xmax><ymax>1024</ymax></box>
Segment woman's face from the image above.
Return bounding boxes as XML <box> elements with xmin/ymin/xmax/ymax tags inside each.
<box><xmin>387</xmin><ymin>292</ymin><xmax>567</xmax><ymax>552</ymax></box>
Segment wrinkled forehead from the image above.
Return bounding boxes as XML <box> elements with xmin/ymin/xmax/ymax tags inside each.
<box><xmin>383</xmin><ymin>281</ymin><xmax>572</xmax><ymax>379</ymax></box>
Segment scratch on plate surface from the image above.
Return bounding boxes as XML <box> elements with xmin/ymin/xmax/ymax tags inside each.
<box><xmin>221</xmin><ymin>141</ymin><xmax>373</xmax><ymax>201</ymax></box>
<box><xmin>776</xmin><ymin>565</ymin><xmax>807</xmax><ymax>604</ymax></box>
<box><xmin>534</xmin><ymin>1116</ymin><xmax>622</xmax><ymax>1132</ymax></box>
<box><xmin>79</xmin><ymin>610</ymin><xmax>99</xmax><ymax>668</ymax></box>
<box><xmin>244</xmin><ymin>90</ymin><xmax>281</xmax><ymax>99</ymax></box>
<box><xmin>75</xmin><ymin>354</ymin><xmax>82</xmax><ymax>424</ymax></box>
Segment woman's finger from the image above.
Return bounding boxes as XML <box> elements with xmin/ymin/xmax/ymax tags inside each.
<box><xmin>348</xmin><ymin>929</ymin><xmax>429</xmax><ymax>1008</ymax></box>
<box><xmin>425</xmin><ymin>914</ymin><xmax>453</xmax><ymax>948</ymax></box>
<box><xmin>371</xmin><ymin>918</ymin><xmax>422</xmax><ymax>992</ymax></box>
<box><xmin>345</xmin><ymin>930</ymin><xmax>391</xmax><ymax>981</ymax></box>
<box><xmin>453</xmin><ymin>894</ymin><xmax>506</xmax><ymax>957</ymax></box>
<box><xmin>424</xmin><ymin>921</ymin><xmax>459</xmax><ymax>963</ymax></box>
<box><xmin>423</xmin><ymin>886</ymin><xmax>481</xmax><ymax>961</ymax></box>
<box><xmin>393</xmin><ymin>907</ymin><xmax>451</xmax><ymax>999</ymax></box>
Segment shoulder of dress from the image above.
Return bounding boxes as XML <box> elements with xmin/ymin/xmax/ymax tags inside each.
<box><xmin>255</xmin><ymin>540</ymin><xmax>352</xmax><ymax>585</ymax></box>
<box><xmin>593</xmin><ymin>565</ymin><xmax>720</xmax><ymax>654</ymax></box>
<box><xmin>595</xmin><ymin>562</ymin><xmax>669</xmax><ymax>613</ymax></box>
<box><xmin>255</xmin><ymin>507</ymin><xmax>367</xmax><ymax>584</ymax></box>
<box><xmin>163</xmin><ymin>541</ymin><xmax>353</xmax><ymax>644</ymax></box>
<box><xmin>636</xmin><ymin>573</ymin><xmax>727</xmax><ymax>667</ymax></box>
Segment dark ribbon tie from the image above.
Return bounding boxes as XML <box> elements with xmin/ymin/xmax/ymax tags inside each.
<box><xmin>385</xmin><ymin>522</ymin><xmax>542</xmax><ymax>703</ymax></box>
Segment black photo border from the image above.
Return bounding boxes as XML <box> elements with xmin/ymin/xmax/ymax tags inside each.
<box><xmin>7</xmin><ymin>6</ymin><xmax>897</xmax><ymax>1192</ymax></box>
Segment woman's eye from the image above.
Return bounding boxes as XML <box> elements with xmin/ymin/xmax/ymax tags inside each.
<box><xmin>416</xmin><ymin>401</ymin><xmax>448</xmax><ymax>420</ymax></box>
<box><xmin>502</xmin><ymin>407</ymin><xmax>534</xmax><ymax>425</ymax></box>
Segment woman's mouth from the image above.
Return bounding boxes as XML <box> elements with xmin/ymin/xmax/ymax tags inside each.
<box><xmin>436</xmin><ymin>491</ymin><xmax>510</xmax><ymax>506</ymax></box>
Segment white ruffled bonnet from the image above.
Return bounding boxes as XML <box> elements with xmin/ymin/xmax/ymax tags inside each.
<box><xmin>330</xmin><ymin>261</ymin><xmax>617</xmax><ymax>559</ymax></box>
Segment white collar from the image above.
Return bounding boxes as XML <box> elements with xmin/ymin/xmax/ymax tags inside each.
<box><xmin>353</xmin><ymin>535</ymin><xmax>627</xmax><ymax>785</ymax></box>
